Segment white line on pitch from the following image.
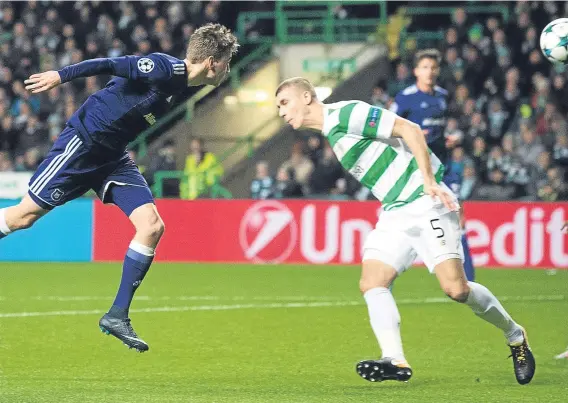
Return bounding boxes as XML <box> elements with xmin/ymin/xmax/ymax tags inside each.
<box><xmin>0</xmin><ymin>294</ymin><xmax>564</xmax><ymax>319</ymax></box>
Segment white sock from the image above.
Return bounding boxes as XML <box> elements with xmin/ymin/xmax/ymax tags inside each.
<box><xmin>465</xmin><ymin>282</ymin><xmax>524</xmax><ymax>344</ymax></box>
<box><xmin>364</xmin><ymin>287</ymin><xmax>406</xmax><ymax>362</ymax></box>
<box><xmin>0</xmin><ymin>208</ymin><xmax>11</xmax><ymax>236</ymax></box>
<box><xmin>129</xmin><ymin>240</ymin><xmax>155</xmax><ymax>256</ymax></box>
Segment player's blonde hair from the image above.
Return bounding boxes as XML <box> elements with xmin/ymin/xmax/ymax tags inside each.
<box><xmin>275</xmin><ymin>77</ymin><xmax>318</xmax><ymax>99</ymax></box>
<box><xmin>186</xmin><ymin>23</ymin><xmax>239</xmax><ymax>63</ymax></box>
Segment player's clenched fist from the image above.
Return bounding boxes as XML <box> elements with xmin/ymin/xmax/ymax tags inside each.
<box><xmin>24</xmin><ymin>71</ymin><xmax>62</xmax><ymax>93</ymax></box>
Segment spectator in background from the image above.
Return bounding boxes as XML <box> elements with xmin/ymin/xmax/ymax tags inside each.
<box><xmin>500</xmin><ymin>133</ymin><xmax>530</xmax><ymax>198</ymax></box>
<box><xmin>520</xmin><ymin>26</ymin><xmax>538</xmax><ymax>61</ymax></box>
<box><xmin>517</xmin><ymin>124</ymin><xmax>545</xmax><ymax>167</ymax></box>
<box><xmin>180</xmin><ymin>138</ymin><xmax>223</xmax><ymax>200</ymax></box>
<box><xmin>451</xmin><ymin>7</ymin><xmax>469</xmax><ymax>42</ymax></box>
<box><xmin>470</xmin><ymin>136</ymin><xmax>488</xmax><ymax>180</ymax></box>
<box><xmin>279</xmin><ymin>141</ymin><xmax>313</xmax><ymax>187</ymax></box>
<box><xmin>273</xmin><ymin>166</ymin><xmax>303</xmax><ymax>199</ymax></box>
<box><xmin>448</xmin><ymin>84</ymin><xmax>469</xmax><ymax>116</ymax></box>
<box><xmin>14</xmin><ymin>101</ymin><xmax>31</xmax><ymax>130</ymax></box>
<box><xmin>460</xmin><ymin>164</ymin><xmax>478</xmax><ymax>200</ymax></box>
<box><xmin>486</xmin><ymin>98</ymin><xmax>509</xmax><ymax>144</ymax></box>
<box><xmin>472</xmin><ymin>168</ymin><xmax>516</xmax><ymax>201</ymax></box>
<box><xmin>387</xmin><ymin>62</ymin><xmax>412</xmax><ymax>96</ymax></box>
<box><xmin>0</xmin><ymin>115</ymin><xmax>17</xmax><ymax>153</ymax></box>
<box><xmin>486</xmin><ymin>145</ymin><xmax>507</xmax><ymax>177</ymax></box>
<box><xmin>552</xmin><ymin>74</ymin><xmax>568</xmax><ymax>114</ymax></box>
<box><xmin>447</xmin><ymin>146</ymin><xmax>465</xmax><ymax>176</ymax></box>
<box><xmin>440</xmin><ymin>46</ymin><xmax>463</xmax><ymax>90</ymax></box>
<box><xmin>17</xmin><ymin>114</ymin><xmax>48</xmax><ymax>155</ymax></box>
<box><xmin>0</xmin><ymin>151</ymin><xmax>13</xmax><ymax>172</ymax></box>
<box><xmin>529</xmin><ymin>150</ymin><xmax>552</xmax><ymax>196</ymax></box>
<box><xmin>250</xmin><ymin>160</ymin><xmax>273</xmax><ymax>200</ymax></box>
<box><xmin>443</xmin><ymin>27</ymin><xmax>459</xmax><ymax>54</ymax></box>
<box><xmin>536</xmin><ymin>102</ymin><xmax>560</xmax><ymax>137</ymax></box>
<box><xmin>370</xmin><ymin>83</ymin><xmax>390</xmax><ymax>108</ymax></box>
<box><xmin>553</xmin><ymin>134</ymin><xmax>568</xmax><ymax>167</ymax></box>
<box><xmin>308</xmin><ymin>142</ymin><xmax>344</xmax><ymax>196</ymax></box>
<box><xmin>463</xmin><ymin>45</ymin><xmax>485</xmax><ymax>96</ymax></box>
<box><xmin>545</xmin><ymin>166</ymin><xmax>568</xmax><ymax>199</ymax></box>
<box><xmin>466</xmin><ymin>112</ymin><xmax>488</xmax><ymax>141</ymax></box>
<box><xmin>444</xmin><ymin>117</ymin><xmax>463</xmax><ymax>148</ymax></box>
<box><xmin>15</xmin><ymin>146</ymin><xmax>41</xmax><ymax>172</ymax></box>
<box><xmin>144</xmin><ymin>139</ymin><xmax>178</xmax><ymax>197</ymax></box>
<box><xmin>306</xmin><ymin>134</ymin><xmax>323</xmax><ymax>166</ymax></box>
<box><xmin>537</xmin><ymin>182</ymin><xmax>559</xmax><ymax>201</ymax></box>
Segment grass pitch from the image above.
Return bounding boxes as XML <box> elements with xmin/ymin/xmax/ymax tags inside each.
<box><xmin>0</xmin><ymin>263</ymin><xmax>567</xmax><ymax>403</ymax></box>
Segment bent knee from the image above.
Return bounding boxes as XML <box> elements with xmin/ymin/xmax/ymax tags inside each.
<box><xmin>137</xmin><ymin>214</ymin><xmax>165</xmax><ymax>240</ymax></box>
<box><xmin>359</xmin><ymin>260</ymin><xmax>398</xmax><ymax>294</ymax></box>
<box><xmin>442</xmin><ymin>283</ymin><xmax>470</xmax><ymax>303</ymax></box>
<box><xmin>147</xmin><ymin>216</ymin><xmax>165</xmax><ymax>239</ymax></box>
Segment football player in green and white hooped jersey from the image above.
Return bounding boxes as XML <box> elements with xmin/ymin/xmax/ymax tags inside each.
<box><xmin>275</xmin><ymin>77</ymin><xmax>535</xmax><ymax>385</ymax></box>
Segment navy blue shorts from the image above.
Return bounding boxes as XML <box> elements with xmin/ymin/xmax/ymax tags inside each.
<box><xmin>28</xmin><ymin>126</ymin><xmax>154</xmax><ymax>216</ymax></box>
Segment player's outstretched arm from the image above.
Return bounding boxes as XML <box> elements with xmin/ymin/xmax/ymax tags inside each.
<box><xmin>392</xmin><ymin>117</ymin><xmax>456</xmax><ymax>211</ymax></box>
<box><xmin>25</xmin><ymin>54</ymin><xmax>175</xmax><ymax>93</ymax></box>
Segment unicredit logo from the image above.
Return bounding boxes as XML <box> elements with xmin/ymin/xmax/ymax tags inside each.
<box><xmin>239</xmin><ymin>201</ymin><xmax>297</xmax><ymax>263</ymax></box>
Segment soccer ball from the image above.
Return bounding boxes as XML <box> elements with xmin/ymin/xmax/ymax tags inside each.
<box><xmin>540</xmin><ymin>18</ymin><xmax>568</xmax><ymax>64</ymax></box>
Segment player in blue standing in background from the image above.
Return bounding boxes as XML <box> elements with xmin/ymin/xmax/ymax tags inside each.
<box><xmin>390</xmin><ymin>49</ymin><xmax>475</xmax><ymax>281</ymax></box>
<box><xmin>0</xmin><ymin>23</ymin><xmax>239</xmax><ymax>352</ymax></box>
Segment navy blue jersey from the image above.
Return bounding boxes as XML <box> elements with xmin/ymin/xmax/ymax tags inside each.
<box><xmin>58</xmin><ymin>52</ymin><xmax>188</xmax><ymax>152</ymax></box>
<box><xmin>390</xmin><ymin>84</ymin><xmax>448</xmax><ymax>165</ymax></box>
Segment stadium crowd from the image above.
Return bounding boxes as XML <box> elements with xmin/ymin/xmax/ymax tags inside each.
<box><xmin>0</xmin><ymin>0</ymin><xmax>225</xmax><ymax>173</ymax></box>
<box><xmin>252</xmin><ymin>2</ymin><xmax>568</xmax><ymax>202</ymax></box>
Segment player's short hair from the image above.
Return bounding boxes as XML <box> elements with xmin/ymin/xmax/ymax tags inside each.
<box><xmin>186</xmin><ymin>23</ymin><xmax>239</xmax><ymax>63</ymax></box>
<box><xmin>414</xmin><ymin>49</ymin><xmax>441</xmax><ymax>67</ymax></box>
<box><xmin>275</xmin><ymin>77</ymin><xmax>317</xmax><ymax>99</ymax></box>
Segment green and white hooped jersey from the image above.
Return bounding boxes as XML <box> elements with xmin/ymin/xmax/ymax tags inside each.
<box><xmin>322</xmin><ymin>101</ymin><xmax>445</xmax><ymax>210</ymax></box>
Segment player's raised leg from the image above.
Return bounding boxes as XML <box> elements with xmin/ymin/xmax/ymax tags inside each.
<box><xmin>435</xmin><ymin>256</ymin><xmax>535</xmax><ymax>385</ymax></box>
<box><xmin>97</xmin><ymin>157</ymin><xmax>163</xmax><ymax>352</ymax></box>
<box><xmin>98</xmin><ymin>200</ymin><xmax>164</xmax><ymax>352</ymax></box>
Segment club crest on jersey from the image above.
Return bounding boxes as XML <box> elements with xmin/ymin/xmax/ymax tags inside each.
<box><xmin>51</xmin><ymin>189</ymin><xmax>64</xmax><ymax>201</ymax></box>
<box><xmin>368</xmin><ymin>107</ymin><xmax>380</xmax><ymax>128</ymax></box>
<box><xmin>137</xmin><ymin>58</ymin><xmax>155</xmax><ymax>73</ymax></box>
<box><xmin>420</xmin><ymin>101</ymin><xmax>429</xmax><ymax>109</ymax></box>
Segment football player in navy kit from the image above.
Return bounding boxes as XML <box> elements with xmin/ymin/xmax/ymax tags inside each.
<box><xmin>390</xmin><ymin>49</ymin><xmax>475</xmax><ymax>281</ymax></box>
<box><xmin>0</xmin><ymin>23</ymin><xmax>239</xmax><ymax>352</ymax></box>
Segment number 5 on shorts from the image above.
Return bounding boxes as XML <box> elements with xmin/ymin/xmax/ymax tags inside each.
<box><xmin>430</xmin><ymin>219</ymin><xmax>445</xmax><ymax>238</ymax></box>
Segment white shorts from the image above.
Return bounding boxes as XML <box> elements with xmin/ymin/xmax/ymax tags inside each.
<box><xmin>363</xmin><ymin>185</ymin><xmax>464</xmax><ymax>274</ymax></box>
